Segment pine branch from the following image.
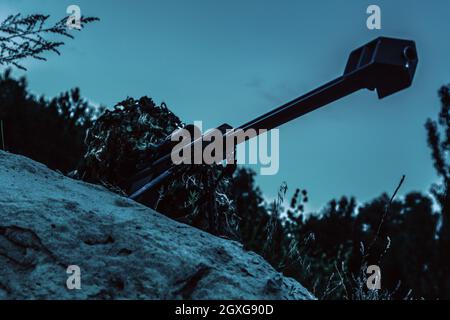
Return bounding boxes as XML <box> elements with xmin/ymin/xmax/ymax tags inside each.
<box><xmin>0</xmin><ymin>13</ymin><xmax>99</xmax><ymax>70</ymax></box>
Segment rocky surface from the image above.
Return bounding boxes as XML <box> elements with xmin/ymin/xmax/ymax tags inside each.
<box><xmin>0</xmin><ymin>150</ymin><xmax>314</xmax><ymax>300</ymax></box>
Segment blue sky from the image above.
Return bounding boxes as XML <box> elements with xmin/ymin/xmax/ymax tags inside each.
<box><xmin>2</xmin><ymin>0</ymin><xmax>449</xmax><ymax>210</ymax></box>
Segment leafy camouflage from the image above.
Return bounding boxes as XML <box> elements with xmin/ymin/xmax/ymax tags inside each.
<box><xmin>75</xmin><ymin>96</ymin><xmax>239</xmax><ymax>238</ymax></box>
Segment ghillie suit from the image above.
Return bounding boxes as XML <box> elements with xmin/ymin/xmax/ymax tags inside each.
<box><xmin>74</xmin><ymin>96</ymin><xmax>239</xmax><ymax>239</ymax></box>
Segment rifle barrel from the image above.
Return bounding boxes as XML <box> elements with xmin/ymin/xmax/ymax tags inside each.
<box><xmin>237</xmin><ymin>75</ymin><xmax>362</xmax><ymax>135</ymax></box>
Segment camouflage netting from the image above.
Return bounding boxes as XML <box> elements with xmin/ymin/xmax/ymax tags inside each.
<box><xmin>74</xmin><ymin>96</ymin><xmax>240</xmax><ymax>239</ymax></box>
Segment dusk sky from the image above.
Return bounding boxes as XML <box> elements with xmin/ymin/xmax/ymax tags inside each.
<box><xmin>2</xmin><ymin>0</ymin><xmax>449</xmax><ymax>210</ymax></box>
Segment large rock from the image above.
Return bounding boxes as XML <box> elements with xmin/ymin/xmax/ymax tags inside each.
<box><xmin>0</xmin><ymin>150</ymin><xmax>314</xmax><ymax>300</ymax></box>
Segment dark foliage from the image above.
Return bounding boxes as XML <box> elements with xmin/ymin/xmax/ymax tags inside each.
<box><xmin>0</xmin><ymin>70</ymin><xmax>104</xmax><ymax>173</ymax></box>
<box><xmin>425</xmin><ymin>84</ymin><xmax>450</xmax><ymax>297</ymax></box>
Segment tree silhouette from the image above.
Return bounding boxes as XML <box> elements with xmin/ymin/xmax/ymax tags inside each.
<box><xmin>425</xmin><ymin>84</ymin><xmax>450</xmax><ymax>297</ymax></box>
<box><xmin>0</xmin><ymin>69</ymin><xmax>104</xmax><ymax>173</ymax></box>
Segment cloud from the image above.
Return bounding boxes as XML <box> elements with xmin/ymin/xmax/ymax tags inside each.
<box><xmin>244</xmin><ymin>78</ymin><xmax>263</xmax><ymax>89</ymax></box>
<box><xmin>245</xmin><ymin>77</ymin><xmax>301</xmax><ymax>105</ymax></box>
